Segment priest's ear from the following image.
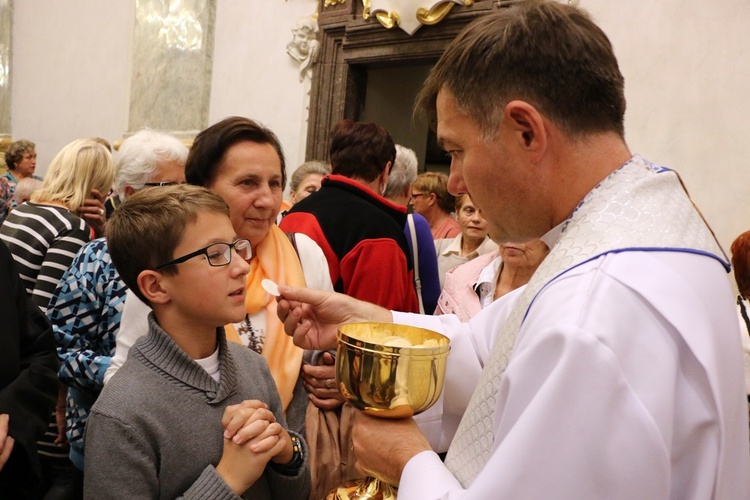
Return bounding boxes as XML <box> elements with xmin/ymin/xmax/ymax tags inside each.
<box><xmin>504</xmin><ymin>100</ymin><xmax>548</xmax><ymax>161</ymax></box>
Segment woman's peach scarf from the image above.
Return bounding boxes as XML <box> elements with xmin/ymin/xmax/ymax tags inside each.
<box><xmin>225</xmin><ymin>225</ymin><xmax>306</xmax><ymax>411</ymax></box>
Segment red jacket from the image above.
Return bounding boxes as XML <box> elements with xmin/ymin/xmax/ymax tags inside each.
<box><xmin>281</xmin><ymin>175</ymin><xmax>419</xmax><ymax>313</ymax></box>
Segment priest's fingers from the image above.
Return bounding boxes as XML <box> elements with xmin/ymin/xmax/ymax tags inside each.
<box><xmin>0</xmin><ymin>415</ymin><xmax>13</xmax><ymax>471</ymax></box>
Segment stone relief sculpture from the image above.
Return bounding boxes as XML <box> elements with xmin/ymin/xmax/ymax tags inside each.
<box><xmin>0</xmin><ymin>0</ymin><xmax>12</xmax><ymax>134</ymax></box>
<box><xmin>129</xmin><ymin>0</ymin><xmax>215</xmax><ymax>133</ymax></box>
<box><xmin>287</xmin><ymin>16</ymin><xmax>320</xmax><ymax>82</ymax></box>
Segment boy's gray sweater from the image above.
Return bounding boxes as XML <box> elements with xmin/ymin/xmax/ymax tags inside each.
<box><xmin>84</xmin><ymin>315</ymin><xmax>311</xmax><ymax>499</ymax></box>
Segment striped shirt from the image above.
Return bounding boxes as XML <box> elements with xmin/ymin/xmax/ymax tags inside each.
<box><xmin>0</xmin><ymin>202</ymin><xmax>91</xmax><ymax>312</ymax></box>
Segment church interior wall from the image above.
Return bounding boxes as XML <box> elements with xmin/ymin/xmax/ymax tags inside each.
<box><xmin>7</xmin><ymin>0</ymin><xmax>749</xmax><ymax>253</ymax></box>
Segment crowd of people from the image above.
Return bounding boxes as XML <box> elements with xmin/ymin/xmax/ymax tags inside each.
<box><xmin>1</xmin><ymin>1</ymin><xmax>749</xmax><ymax>499</ymax></box>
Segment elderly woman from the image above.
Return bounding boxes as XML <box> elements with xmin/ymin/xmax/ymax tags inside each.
<box><xmin>1</xmin><ymin>139</ymin><xmax>42</xmax><ymax>222</ymax></box>
<box><xmin>411</xmin><ymin>171</ymin><xmax>460</xmax><ymax>239</ymax></box>
<box><xmin>436</xmin><ymin>239</ymin><xmax>549</xmax><ymax>321</ymax></box>
<box><xmin>105</xmin><ymin>117</ymin><xmax>333</xmax><ymax>436</ymax></box>
<box><xmin>103</xmin><ymin>128</ymin><xmax>187</xmax><ymax>216</ymax></box>
<box><xmin>4</xmin><ymin>139</ymin><xmax>40</xmax><ymax>185</ymax></box>
<box><xmin>434</xmin><ymin>193</ymin><xmax>499</xmax><ymax>288</ymax></box>
<box><xmin>384</xmin><ymin>144</ymin><xmax>441</xmax><ymax>314</ymax></box>
<box><xmin>289</xmin><ymin>160</ymin><xmax>329</xmax><ymax>205</ymax></box>
<box><xmin>278</xmin><ymin>160</ymin><xmax>330</xmax><ymax>221</ymax></box>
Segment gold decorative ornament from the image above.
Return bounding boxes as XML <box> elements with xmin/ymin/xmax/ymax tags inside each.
<box><xmin>324</xmin><ymin>0</ymin><xmax>347</xmax><ymax>7</ymax></box>
<box><xmin>418</xmin><ymin>0</ymin><xmax>473</xmax><ymax>25</ymax></box>
<box><xmin>377</xmin><ymin>9</ymin><xmax>401</xmax><ymax>29</ymax></box>
<box><xmin>363</xmin><ymin>0</ymin><xmax>472</xmax><ymax>35</ymax></box>
<box><xmin>363</xmin><ymin>0</ymin><xmax>402</xmax><ymax>29</ymax></box>
<box><xmin>362</xmin><ymin>0</ymin><xmax>372</xmax><ymax>19</ymax></box>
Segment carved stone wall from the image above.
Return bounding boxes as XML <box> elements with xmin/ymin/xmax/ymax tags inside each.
<box><xmin>306</xmin><ymin>0</ymin><xmax>495</xmax><ymax>161</ymax></box>
<box><xmin>129</xmin><ymin>0</ymin><xmax>216</xmax><ymax>135</ymax></box>
<box><xmin>0</xmin><ymin>0</ymin><xmax>12</xmax><ymax>167</ymax></box>
<box><xmin>0</xmin><ymin>0</ymin><xmax>12</xmax><ymax>137</ymax></box>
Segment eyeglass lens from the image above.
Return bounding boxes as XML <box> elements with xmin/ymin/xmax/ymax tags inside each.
<box><xmin>144</xmin><ymin>182</ymin><xmax>178</xmax><ymax>187</ymax></box>
<box><xmin>205</xmin><ymin>240</ymin><xmax>252</xmax><ymax>266</ymax></box>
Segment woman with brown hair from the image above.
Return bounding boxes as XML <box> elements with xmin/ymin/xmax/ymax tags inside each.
<box><xmin>434</xmin><ymin>193</ymin><xmax>498</xmax><ymax>288</ymax></box>
<box><xmin>4</xmin><ymin>139</ymin><xmax>40</xmax><ymax>186</ymax></box>
<box><xmin>107</xmin><ymin>117</ymin><xmax>333</xmax><ymax>426</ymax></box>
<box><xmin>1</xmin><ymin>139</ymin><xmax>42</xmax><ymax>222</ymax></box>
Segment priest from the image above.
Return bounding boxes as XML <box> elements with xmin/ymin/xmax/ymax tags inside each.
<box><xmin>276</xmin><ymin>1</ymin><xmax>750</xmax><ymax>498</ymax></box>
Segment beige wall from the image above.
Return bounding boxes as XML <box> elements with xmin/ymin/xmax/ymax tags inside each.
<box><xmin>584</xmin><ymin>0</ymin><xmax>750</xmax><ymax>256</ymax></box>
<box><xmin>11</xmin><ymin>0</ymin><xmax>315</xmax><ymax>178</ymax></box>
<box><xmin>9</xmin><ymin>0</ymin><xmax>749</xmax><ymax>252</ymax></box>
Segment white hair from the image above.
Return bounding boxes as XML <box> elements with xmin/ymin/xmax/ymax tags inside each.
<box><xmin>114</xmin><ymin>128</ymin><xmax>188</xmax><ymax>199</ymax></box>
<box><xmin>384</xmin><ymin>144</ymin><xmax>418</xmax><ymax>199</ymax></box>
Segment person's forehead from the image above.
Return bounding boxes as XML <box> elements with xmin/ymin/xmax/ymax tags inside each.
<box><xmin>221</xmin><ymin>141</ymin><xmax>282</xmax><ymax>173</ymax></box>
<box><xmin>300</xmin><ymin>173</ymin><xmax>322</xmax><ymax>184</ymax></box>
<box><xmin>435</xmin><ymin>89</ymin><xmax>476</xmax><ymax>143</ymax></box>
<box><xmin>150</xmin><ymin>160</ymin><xmax>185</xmax><ymax>180</ymax></box>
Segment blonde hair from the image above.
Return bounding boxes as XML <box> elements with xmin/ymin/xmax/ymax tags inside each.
<box><xmin>412</xmin><ymin>171</ymin><xmax>455</xmax><ymax>213</ymax></box>
<box><xmin>31</xmin><ymin>139</ymin><xmax>115</xmax><ymax>213</ymax></box>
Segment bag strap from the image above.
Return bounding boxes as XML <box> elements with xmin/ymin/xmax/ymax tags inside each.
<box><xmin>738</xmin><ymin>295</ymin><xmax>750</xmax><ymax>338</ymax></box>
<box><xmin>406</xmin><ymin>214</ymin><xmax>425</xmax><ymax>314</ymax></box>
<box><xmin>284</xmin><ymin>231</ymin><xmax>301</xmax><ymax>272</ymax></box>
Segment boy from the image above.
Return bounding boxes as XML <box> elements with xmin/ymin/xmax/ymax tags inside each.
<box><xmin>84</xmin><ymin>185</ymin><xmax>310</xmax><ymax>499</ymax></box>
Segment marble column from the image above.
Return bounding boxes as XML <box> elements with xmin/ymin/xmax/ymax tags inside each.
<box><xmin>0</xmin><ymin>0</ymin><xmax>13</xmax><ymax>163</ymax></box>
<box><xmin>128</xmin><ymin>0</ymin><xmax>216</xmax><ymax>137</ymax></box>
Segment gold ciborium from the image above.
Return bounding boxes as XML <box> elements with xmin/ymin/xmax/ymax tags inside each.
<box><xmin>326</xmin><ymin>322</ymin><xmax>450</xmax><ymax>500</ymax></box>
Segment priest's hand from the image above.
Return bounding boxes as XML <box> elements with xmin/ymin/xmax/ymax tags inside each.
<box><xmin>352</xmin><ymin>411</ymin><xmax>432</xmax><ymax>486</ymax></box>
<box><xmin>276</xmin><ymin>286</ymin><xmax>392</xmax><ymax>351</ymax></box>
<box><xmin>0</xmin><ymin>414</ymin><xmax>14</xmax><ymax>471</ymax></box>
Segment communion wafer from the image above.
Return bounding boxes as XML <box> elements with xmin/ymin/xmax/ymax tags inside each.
<box><xmin>381</xmin><ymin>336</ymin><xmax>440</xmax><ymax>348</ymax></box>
<box><xmin>261</xmin><ymin>278</ymin><xmax>280</xmax><ymax>297</ymax></box>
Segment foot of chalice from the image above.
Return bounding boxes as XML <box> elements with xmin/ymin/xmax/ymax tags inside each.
<box><xmin>325</xmin><ymin>322</ymin><xmax>450</xmax><ymax>500</ymax></box>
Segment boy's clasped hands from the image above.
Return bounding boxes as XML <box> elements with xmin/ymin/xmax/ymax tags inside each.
<box><xmin>215</xmin><ymin>400</ymin><xmax>294</xmax><ymax>495</ymax></box>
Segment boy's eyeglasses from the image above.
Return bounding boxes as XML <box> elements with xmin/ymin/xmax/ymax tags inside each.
<box><xmin>155</xmin><ymin>239</ymin><xmax>252</xmax><ymax>271</ymax></box>
<box><xmin>144</xmin><ymin>181</ymin><xmax>180</xmax><ymax>187</ymax></box>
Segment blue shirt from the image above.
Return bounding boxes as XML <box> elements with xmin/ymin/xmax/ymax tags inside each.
<box><xmin>46</xmin><ymin>238</ymin><xmax>127</xmax><ymax>468</ymax></box>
